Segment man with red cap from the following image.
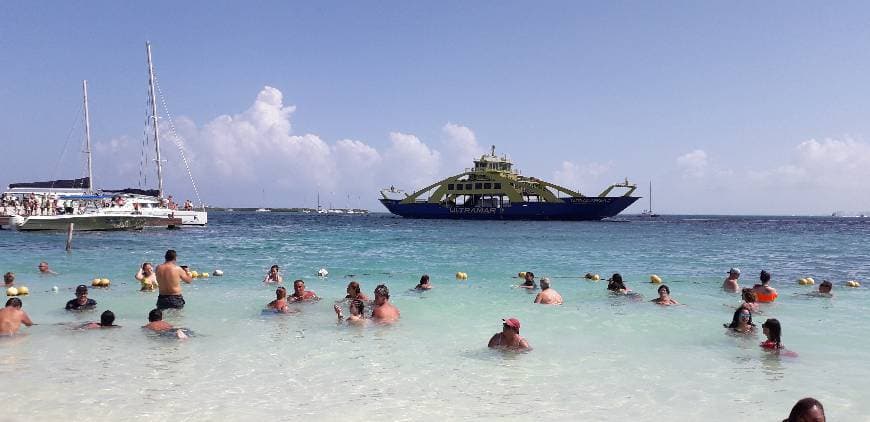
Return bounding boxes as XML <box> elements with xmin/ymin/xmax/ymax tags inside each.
<box><xmin>488</xmin><ymin>317</ymin><xmax>530</xmax><ymax>350</ymax></box>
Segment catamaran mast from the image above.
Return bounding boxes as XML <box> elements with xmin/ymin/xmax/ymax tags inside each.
<box><xmin>649</xmin><ymin>181</ymin><xmax>652</xmax><ymax>213</ymax></box>
<box><xmin>82</xmin><ymin>80</ymin><xmax>94</xmax><ymax>194</ymax></box>
<box><xmin>146</xmin><ymin>41</ymin><xmax>164</xmax><ymax>198</ymax></box>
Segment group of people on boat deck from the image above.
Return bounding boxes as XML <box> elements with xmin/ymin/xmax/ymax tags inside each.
<box><xmin>0</xmin><ymin>193</ymin><xmax>80</xmax><ymax>217</ymax></box>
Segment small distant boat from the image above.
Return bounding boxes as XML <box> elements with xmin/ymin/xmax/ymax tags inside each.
<box><xmin>255</xmin><ymin>208</ymin><xmax>271</xmax><ymax>213</ymax></box>
<box><xmin>639</xmin><ymin>181</ymin><xmax>659</xmax><ymax>218</ymax></box>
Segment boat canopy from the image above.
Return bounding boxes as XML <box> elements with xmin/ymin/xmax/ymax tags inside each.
<box><xmin>8</xmin><ymin>177</ymin><xmax>90</xmax><ymax>190</ymax></box>
<box><xmin>57</xmin><ymin>194</ymin><xmax>111</xmax><ymax>200</ymax></box>
<box><xmin>103</xmin><ymin>188</ymin><xmax>160</xmax><ymax>197</ymax></box>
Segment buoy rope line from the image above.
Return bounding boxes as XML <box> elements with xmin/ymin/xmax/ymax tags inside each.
<box><xmin>152</xmin><ymin>71</ymin><xmax>205</xmax><ymax>209</ymax></box>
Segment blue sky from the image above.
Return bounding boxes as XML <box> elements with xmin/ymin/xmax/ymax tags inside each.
<box><xmin>2</xmin><ymin>1</ymin><xmax>870</xmax><ymax>214</ymax></box>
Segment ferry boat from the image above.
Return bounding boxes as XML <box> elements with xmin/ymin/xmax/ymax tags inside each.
<box><xmin>379</xmin><ymin>147</ymin><xmax>639</xmax><ymax>220</ymax></box>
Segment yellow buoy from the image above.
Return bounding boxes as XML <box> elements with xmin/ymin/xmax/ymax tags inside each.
<box><xmin>100</xmin><ymin>278</ymin><xmax>111</xmax><ymax>287</ymax></box>
<box><xmin>201</xmin><ymin>272</ymin><xmax>209</xmax><ymax>279</ymax></box>
<box><xmin>797</xmin><ymin>278</ymin><xmax>806</xmax><ymax>285</ymax></box>
<box><xmin>592</xmin><ymin>274</ymin><xmax>601</xmax><ymax>281</ymax></box>
<box><xmin>847</xmin><ymin>280</ymin><xmax>861</xmax><ymax>288</ymax></box>
<box><xmin>456</xmin><ymin>272</ymin><xmax>463</xmax><ymax>280</ymax></box>
<box><xmin>650</xmin><ymin>274</ymin><xmax>662</xmax><ymax>284</ymax></box>
<box><xmin>6</xmin><ymin>287</ymin><xmax>18</xmax><ymax>296</ymax></box>
<box><xmin>17</xmin><ymin>286</ymin><xmax>29</xmax><ymax>295</ymax></box>
<box><xmin>806</xmin><ymin>277</ymin><xmax>815</xmax><ymax>285</ymax></box>
<box><xmin>462</xmin><ymin>272</ymin><xmax>468</xmax><ymax>280</ymax></box>
<box><xmin>92</xmin><ymin>278</ymin><xmax>102</xmax><ymax>287</ymax></box>
<box><xmin>190</xmin><ymin>271</ymin><xmax>199</xmax><ymax>278</ymax></box>
<box><xmin>518</xmin><ymin>272</ymin><xmax>527</xmax><ymax>279</ymax></box>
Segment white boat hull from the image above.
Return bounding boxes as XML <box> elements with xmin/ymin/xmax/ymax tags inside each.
<box><xmin>12</xmin><ymin>214</ymin><xmax>164</xmax><ymax>231</ymax></box>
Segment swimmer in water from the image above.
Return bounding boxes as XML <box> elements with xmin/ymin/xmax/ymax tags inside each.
<box><xmin>263</xmin><ymin>265</ymin><xmax>283</xmax><ymax>284</ymax></box>
<box><xmin>606</xmin><ymin>273</ymin><xmax>632</xmax><ymax>295</ymax></box>
<box><xmin>81</xmin><ymin>310</ymin><xmax>120</xmax><ymax>329</ymax></box>
<box><xmin>741</xmin><ymin>288</ymin><xmax>760</xmax><ymax>313</ymax></box>
<box><xmin>784</xmin><ymin>397</ymin><xmax>825</xmax><ymax>422</ymax></box>
<box><xmin>533</xmin><ymin>278</ymin><xmax>563</xmax><ymax>305</ymax></box>
<box><xmin>518</xmin><ymin>271</ymin><xmax>537</xmax><ymax>290</ymax></box>
<box><xmin>371</xmin><ymin>284</ymin><xmax>400</xmax><ymax>323</ymax></box>
<box><xmin>266</xmin><ymin>286</ymin><xmax>297</xmax><ymax>314</ymax></box>
<box><xmin>38</xmin><ymin>261</ymin><xmax>57</xmax><ymax>275</ymax></box>
<box><xmin>65</xmin><ymin>285</ymin><xmax>97</xmax><ymax>311</ymax></box>
<box><xmin>651</xmin><ymin>284</ymin><xmax>679</xmax><ymax>305</ymax></box>
<box><xmin>0</xmin><ymin>298</ymin><xmax>33</xmax><ymax>335</ymax></box>
<box><xmin>142</xmin><ymin>308</ymin><xmax>188</xmax><ymax>339</ymax></box>
<box><xmin>414</xmin><ymin>275</ymin><xmax>433</xmax><ymax>291</ymax></box>
<box><xmin>752</xmin><ymin>270</ymin><xmax>778</xmax><ymax>303</ymax></box>
<box><xmin>289</xmin><ymin>279</ymin><xmax>318</xmax><ymax>302</ymax></box>
<box><xmin>487</xmin><ymin>318</ymin><xmax>530</xmax><ymax>351</ymax></box>
<box><xmin>135</xmin><ymin>262</ymin><xmax>158</xmax><ymax>291</ymax></box>
<box><xmin>723</xmin><ymin>305</ymin><xmax>755</xmax><ymax>334</ymax></box>
<box><xmin>3</xmin><ymin>272</ymin><xmax>14</xmax><ymax>288</ymax></box>
<box><xmin>760</xmin><ymin>318</ymin><xmax>783</xmax><ymax>350</ymax></box>
<box><xmin>334</xmin><ymin>299</ymin><xmax>367</xmax><ymax>326</ymax></box>
<box><xmin>722</xmin><ymin>267</ymin><xmax>740</xmax><ymax>292</ymax></box>
<box><xmin>345</xmin><ymin>281</ymin><xmax>369</xmax><ymax>301</ymax></box>
<box><xmin>817</xmin><ymin>280</ymin><xmax>833</xmax><ymax>297</ymax></box>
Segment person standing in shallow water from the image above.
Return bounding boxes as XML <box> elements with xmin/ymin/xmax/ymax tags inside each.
<box><xmin>519</xmin><ymin>272</ymin><xmax>537</xmax><ymax>290</ymax></box>
<box><xmin>0</xmin><ymin>298</ymin><xmax>33</xmax><ymax>335</ymax></box>
<box><xmin>723</xmin><ymin>267</ymin><xmax>740</xmax><ymax>292</ymax></box>
<box><xmin>155</xmin><ymin>249</ymin><xmax>193</xmax><ymax>310</ymax></box>
<box><xmin>488</xmin><ymin>318</ymin><xmax>530</xmax><ymax>350</ymax></box>
<box><xmin>752</xmin><ymin>270</ymin><xmax>778</xmax><ymax>303</ymax></box>
<box><xmin>533</xmin><ymin>278</ymin><xmax>563</xmax><ymax>304</ymax></box>
<box><xmin>371</xmin><ymin>284</ymin><xmax>399</xmax><ymax>323</ymax></box>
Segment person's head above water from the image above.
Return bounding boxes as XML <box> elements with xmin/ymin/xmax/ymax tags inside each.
<box><xmin>276</xmin><ymin>286</ymin><xmax>287</xmax><ymax>299</ymax></box>
<box><xmin>6</xmin><ymin>297</ymin><xmax>22</xmax><ymax>308</ymax></box>
<box><xmin>100</xmin><ymin>310</ymin><xmax>115</xmax><ymax>326</ymax></box>
<box><xmin>164</xmin><ymin>249</ymin><xmax>177</xmax><ymax>262</ymax></box>
<box><xmin>658</xmin><ymin>284</ymin><xmax>670</xmax><ymax>296</ymax></box>
<box><xmin>502</xmin><ymin>317</ymin><xmax>520</xmax><ymax>334</ymax></box>
<box><xmin>419</xmin><ymin>274</ymin><xmax>430</xmax><ymax>285</ymax></box>
<box><xmin>38</xmin><ymin>261</ymin><xmax>50</xmax><ymax>273</ymax></box>
<box><xmin>540</xmin><ymin>277</ymin><xmax>551</xmax><ymax>290</ymax></box>
<box><xmin>374</xmin><ymin>284</ymin><xmax>390</xmax><ymax>304</ymax></box>
<box><xmin>742</xmin><ymin>288</ymin><xmax>757</xmax><ymax>303</ymax></box>
<box><xmin>785</xmin><ymin>397</ymin><xmax>825</xmax><ymax>422</ymax></box>
<box><xmin>524</xmin><ymin>272</ymin><xmax>535</xmax><ymax>283</ymax></box>
<box><xmin>141</xmin><ymin>262</ymin><xmax>153</xmax><ymax>273</ymax></box>
<box><xmin>270</xmin><ymin>265</ymin><xmax>279</xmax><ymax>273</ymax></box>
<box><xmin>148</xmin><ymin>308</ymin><xmax>163</xmax><ymax>322</ymax></box>
<box><xmin>762</xmin><ymin>318</ymin><xmax>782</xmax><ymax>346</ymax></box>
<box><xmin>3</xmin><ymin>272</ymin><xmax>13</xmax><ymax>286</ymax></box>
<box><xmin>75</xmin><ymin>284</ymin><xmax>88</xmax><ymax>298</ymax></box>
<box><xmin>728</xmin><ymin>267</ymin><xmax>741</xmax><ymax>278</ymax></box>
<box><xmin>726</xmin><ymin>306</ymin><xmax>754</xmax><ymax>329</ymax></box>
<box><xmin>760</xmin><ymin>270</ymin><xmax>771</xmax><ymax>284</ymax></box>
<box><xmin>293</xmin><ymin>279</ymin><xmax>306</xmax><ymax>295</ymax></box>
<box><xmin>819</xmin><ymin>280</ymin><xmax>833</xmax><ymax>294</ymax></box>
<box><xmin>346</xmin><ymin>281</ymin><xmax>361</xmax><ymax>296</ymax></box>
<box><xmin>607</xmin><ymin>273</ymin><xmax>625</xmax><ymax>291</ymax></box>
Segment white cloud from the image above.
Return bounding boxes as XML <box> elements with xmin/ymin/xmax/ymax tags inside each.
<box><xmin>382</xmin><ymin>132</ymin><xmax>441</xmax><ymax>190</ymax></box>
<box><xmin>552</xmin><ymin>160</ymin><xmax>613</xmax><ymax>192</ymax></box>
<box><xmin>441</xmin><ymin>122</ymin><xmax>484</xmax><ymax>165</ymax></box>
<box><xmin>676</xmin><ymin>149</ymin><xmax>708</xmax><ymax>178</ymax></box>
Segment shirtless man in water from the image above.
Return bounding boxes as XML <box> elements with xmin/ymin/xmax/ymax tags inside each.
<box><xmin>488</xmin><ymin>318</ymin><xmax>530</xmax><ymax>350</ymax></box>
<box><xmin>289</xmin><ymin>279</ymin><xmax>318</xmax><ymax>302</ymax></box>
<box><xmin>371</xmin><ymin>284</ymin><xmax>399</xmax><ymax>323</ymax></box>
<box><xmin>533</xmin><ymin>278</ymin><xmax>563</xmax><ymax>305</ymax></box>
<box><xmin>0</xmin><ymin>298</ymin><xmax>33</xmax><ymax>335</ymax></box>
<box><xmin>266</xmin><ymin>287</ymin><xmax>297</xmax><ymax>313</ymax></box>
<box><xmin>155</xmin><ymin>249</ymin><xmax>193</xmax><ymax>309</ymax></box>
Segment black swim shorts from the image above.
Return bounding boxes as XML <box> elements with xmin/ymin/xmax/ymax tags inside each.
<box><xmin>156</xmin><ymin>294</ymin><xmax>185</xmax><ymax>309</ymax></box>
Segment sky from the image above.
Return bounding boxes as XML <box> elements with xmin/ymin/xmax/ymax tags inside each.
<box><xmin>2</xmin><ymin>1</ymin><xmax>870</xmax><ymax>214</ymax></box>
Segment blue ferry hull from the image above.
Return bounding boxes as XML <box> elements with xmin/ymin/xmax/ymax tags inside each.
<box><xmin>379</xmin><ymin>197</ymin><xmax>639</xmax><ymax>221</ymax></box>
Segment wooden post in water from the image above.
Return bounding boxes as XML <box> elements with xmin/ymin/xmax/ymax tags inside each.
<box><xmin>65</xmin><ymin>223</ymin><xmax>74</xmax><ymax>251</ymax></box>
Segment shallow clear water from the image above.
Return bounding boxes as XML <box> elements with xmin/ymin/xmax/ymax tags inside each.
<box><xmin>1</xmin><ymin>213</ymin><xmax>869</xmax><ymax>421</ymax></box>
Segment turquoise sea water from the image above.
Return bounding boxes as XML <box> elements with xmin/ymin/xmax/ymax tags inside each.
<box><xmin>1</xmin><ymin>213</ymin><xmax>869</xmax><ymax>421</ymax></box>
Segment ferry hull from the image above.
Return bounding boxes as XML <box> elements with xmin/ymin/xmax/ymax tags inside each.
<box><xmin>379</xmin><ymin>197</ymin><xmax>639</xmax><ymax>221</ymax></box>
